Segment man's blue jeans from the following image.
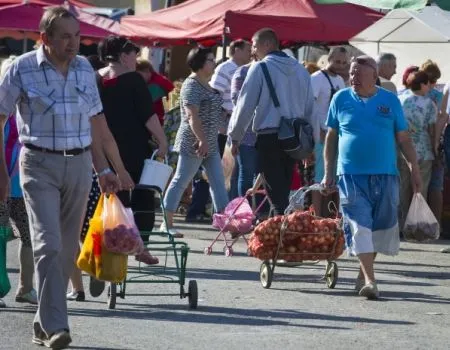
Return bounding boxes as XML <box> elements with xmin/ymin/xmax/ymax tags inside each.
<box><xmin>444</xmin><ymin>126</ymin><xmax>450</xmax><ymax>171</ymax></box>
<box><xmin>237</xmin><ymin>144</ymin><xmax>258</xmax><ymax>196</ymax></box>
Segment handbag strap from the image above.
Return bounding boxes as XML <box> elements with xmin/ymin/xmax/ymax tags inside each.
<box><xmin>260</xmin><ymin>62</ymin><xmax>280</xmax><ymax>108</ymax></box>
<box><xmin>321</xmin><ymin>70</ymin><xmax>335</xmax><ymax>90</ymax></box>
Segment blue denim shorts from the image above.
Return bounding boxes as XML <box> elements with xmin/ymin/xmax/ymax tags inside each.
<box><xmin>338</xmin><ymin>174</ymin><xmax>400</xmax><ymax>256</ymax></box>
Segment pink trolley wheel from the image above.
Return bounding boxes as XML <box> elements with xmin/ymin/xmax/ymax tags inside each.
<box><xmin>204</xmin><ymin>247</ymin><xmax>212</xmax><ymax>255</ymax></box>
<box><xmin>225</xmin><ymin>247</ymin><xmax>233</xmax><ymax>257</ymax></box>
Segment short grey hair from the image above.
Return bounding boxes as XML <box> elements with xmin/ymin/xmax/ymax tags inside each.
<box><xmin>376</xmin><ymin>53</ymin><xmax>396</xmax><ymax>65</ymax></box>
<box><xmin>328</xmin><ymin>46</ymin><xmax>348</xmax><ymax>59</ymax></box>
<box><xmin>39</xmin><ymin>7</ymin><xmax>77</xmax><ymax>36</ymax></box>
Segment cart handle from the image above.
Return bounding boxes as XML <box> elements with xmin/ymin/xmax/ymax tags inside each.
<box><xmin>285</xmin><ymin>184</ymin><xmax>337</xmax><ymax>214</ymax></box>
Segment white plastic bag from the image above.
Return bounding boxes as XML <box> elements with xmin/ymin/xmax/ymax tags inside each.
<box><xmin>102</xmin><ymin>195</ymin><xmax>144</xmax><ymax>255</ymax></box>
<box><xmin>222</xmin><ymin>144</ymin><xmax>235</xmax><ymax>191</ymax></box>
<box><xmin>403</xmin><ymin>193</ymin><xmax>440</xmax><ymax>242</ymax></box>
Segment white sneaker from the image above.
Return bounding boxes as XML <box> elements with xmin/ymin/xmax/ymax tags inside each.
<box><xmin>15</xmin><ymin>289</ymin><xmax>38</xmax><ymax>305</ymax></box>
<box><xmin>359</xmin><ymin>282</ymin><xmax>380</xmax><ymax>300</ymax></box>
<box><xmin>440</xmin><ymin>247</ymin><xmax>450</xmax><ymax>253</ymax></box>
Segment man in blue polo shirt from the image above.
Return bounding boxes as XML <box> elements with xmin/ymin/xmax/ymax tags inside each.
<box><xmin>322</xmin><ymin>55</ymin><xmax>422</xmax><ymax>299</ymax></box>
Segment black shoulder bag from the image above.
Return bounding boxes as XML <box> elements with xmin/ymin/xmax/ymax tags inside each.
<box><xmin>321</xmin><ymin>70</ymin><xmax>338</xmax><ymax>102</ymax></box>
<box><xmin>260</xmin><ymin>62</ymin><xmax>314</xmax><ymax>160</ymax></box>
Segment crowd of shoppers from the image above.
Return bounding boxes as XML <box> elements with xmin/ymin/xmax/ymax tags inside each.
<box><xmin>1</xmin><ymin>5</ymin><xmax>450</xmax><ymax>349</ymax></box>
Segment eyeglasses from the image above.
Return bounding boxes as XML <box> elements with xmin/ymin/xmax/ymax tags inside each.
<box><xmin>206</xmin><ymin>58</ymin><xmax>216</xmax><ymax>63</ymax></box>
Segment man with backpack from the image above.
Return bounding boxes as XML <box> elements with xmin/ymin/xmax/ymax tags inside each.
<box><xmin>310</xmin><ymin>47</ymin><xmax>348</xmax><ymax>217</ymax></box>
<box><xmin>228</xmin><ymin>28</ymin><xmax>314</xmax><ymax>215</ymax></box>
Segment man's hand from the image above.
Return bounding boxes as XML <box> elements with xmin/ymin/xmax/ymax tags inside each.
<box><xmin>410</xmin><ymin>165</ymin><xmax>423</xmax><ymax>194</ymax></box>
<box><xmin>117</xmin><ymin>170</ymin><xmax>134</xmax><ymax>191</ymax></box>
<box><xmin>320</xmin><ymin>173</ymin><xmax>337</xmax><ymax>196</ymax></box>
<box><xmin>98</xmin><ymin>172</ymin><xmax>121</xmax><ymax>194</ymax></box>
<box><xmin>0</xmin><ymin>167</ymin><xmax>10</xmax><ymax>202</ymax></box>
<box><xmin>231</xmin><ymin>143</ymin><xmax>239</xmax><ymax>157</ymax></box>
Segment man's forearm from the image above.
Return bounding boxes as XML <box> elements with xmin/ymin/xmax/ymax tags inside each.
<box><xmin>399</xmin><ymin>137</ymin><xmax>419</xmax><ymax>169</ymax></box>
<box><xmin>90</xmin><ymin>115</ymin><xmax>112</xmax><ymax>173</ymax></box>
<box><xmin>324</xmin><ymin>129</ymin><xmax>338</xmax><ymax>176</ymax></box>
<box><xmin>91</xmin><ymin>136</ymin><xmax>109</xmax><ymax>173</ymax></box>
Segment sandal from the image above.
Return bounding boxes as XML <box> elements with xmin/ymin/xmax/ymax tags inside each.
<box><xmin>135</xmin><ymin>251</ymin><xmax>159</xmax><ymax>265</ymax></box>
<box><xmin>160</xmin><ymin>223</ymin><xmax>184</xmax><ymax>238</ymax></box>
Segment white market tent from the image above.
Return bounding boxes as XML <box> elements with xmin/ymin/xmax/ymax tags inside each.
<box><xmin>350</xmin><ymin>5</ymin><xmax>450</xmax><ymax>88</ymax></box>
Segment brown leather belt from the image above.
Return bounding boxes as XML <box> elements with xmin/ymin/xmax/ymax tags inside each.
<box><xmin>24</xmin><ymin>143</ymin><xmax>90</xmax><ymax>157</ymax></box>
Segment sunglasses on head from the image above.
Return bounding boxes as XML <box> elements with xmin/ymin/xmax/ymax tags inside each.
<box><xmin>351</xmin><ymin>57</ymin><xmax>377</xmax><ymax>71</ymax></box>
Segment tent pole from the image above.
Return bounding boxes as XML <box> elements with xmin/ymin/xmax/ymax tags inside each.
<box><xmin>222</xmin><ymin>27</ymin><xmax>227</xmax><ymax>61</ymax></box>
<box><xmin>23</xmin><ymin>33</ymin><xmax>27</xmax><ymax>54</ymax></box>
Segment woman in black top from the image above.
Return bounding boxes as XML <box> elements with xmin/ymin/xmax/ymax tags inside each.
<box><xmin>97</xmin><ymin>36</ymin><xmax>168</xmax><ymax>265</ymax></box>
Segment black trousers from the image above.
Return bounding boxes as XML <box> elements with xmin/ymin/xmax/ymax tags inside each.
<box><xmin>256</xmin><ymin>133</ymin><xmax>295</xmax><ymax>216</ymax></box>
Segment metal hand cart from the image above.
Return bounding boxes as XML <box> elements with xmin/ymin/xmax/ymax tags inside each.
<box><xmin>106</xmin><ymin>185</ymin><xmax>198</xmax><ymax>310</ymax></box>
<box><xmin>258</xmin><ymin>184</ymin><xmax>343</xmax><ymax>289</ymax></box>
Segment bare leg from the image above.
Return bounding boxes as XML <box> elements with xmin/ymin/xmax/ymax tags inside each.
<box><xmin>358</xmin><ymin>252</ymin><xmax>376</xmax><ymax>284</ymax></box>
<box><xmin>165</xmin><ymin>211</ymin><xmax>174</xmax><ymax>228</ymax></box>
<box><xmin>357</xmin><ymin>252</ymin><xmax>377</xmax><ymax>279</ymax></box>
<box><xmin>69</xmin><ymin>268</ymin><xmax>84</xmax><ymax>293</ymax></box>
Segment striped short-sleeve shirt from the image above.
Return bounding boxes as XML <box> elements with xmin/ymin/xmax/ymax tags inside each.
<box><xmin>0</xmin><ymin>46</ymin><xmax>103</xmax><ymax>150</ymax></box>
<box><xmin>210</xmin><ymin>59</ymin><xmax>238</xmax><ymax>113</ymax></box>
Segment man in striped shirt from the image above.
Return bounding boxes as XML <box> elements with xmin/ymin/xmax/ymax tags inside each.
<box><xmin>0</xmin><ymin>7</ymin><xmax>124</xmax><ymax>349</ymax></box>
<box><xmin>210</xmin><ymin>39</ymin><xmax>251</xmax><ymax>156</ymax></box>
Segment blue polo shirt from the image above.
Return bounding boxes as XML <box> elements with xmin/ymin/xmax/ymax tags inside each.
<box><xmin>327</xmin><ymin>87</ymin><xmax>407</xmax><ymax>176</ymax></box>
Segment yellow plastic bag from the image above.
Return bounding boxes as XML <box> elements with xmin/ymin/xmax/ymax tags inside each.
<box><xmin>77</xmin><ymin>195</ymin><xmax>127</xmax><ymax>283</ymax></box>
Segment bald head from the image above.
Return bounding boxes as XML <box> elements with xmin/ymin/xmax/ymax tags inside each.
<box><xmin>327</xmin><ymin>46</ymin><xmax>349</xmax><ymax>76</ymax></box>
<box><xmin>376</xmin><ymin>52</ymin><xmax>396</xmax><ymax>80</ymax></box>
<box><xmin>251</xmin><ymin>28</ymin><xmax>279</xmax><ymax>60</ymax></box>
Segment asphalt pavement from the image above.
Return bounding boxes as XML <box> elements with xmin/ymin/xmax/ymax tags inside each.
<box><xmin>1</xmin><ymin>214</ymin><xmax>450</xmax><ymax>350</ymax></box>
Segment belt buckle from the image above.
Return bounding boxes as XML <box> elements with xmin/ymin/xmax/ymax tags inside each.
<box><xmin>63</xmin><ymin>149</ymin><xmax>74</xmax><ymax>157</ymax></box>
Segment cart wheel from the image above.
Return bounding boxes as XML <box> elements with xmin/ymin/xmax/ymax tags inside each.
<box><xmin>188</xmin><ymin>280</ymin><xmax>198</xmax><ymax>309</ymax></box>
<box><xmin>225</xmin><ymin>247</ymin><xmax>233</xmax><ymax>257</ymax></box>
<box><xmin>260</xmin><ymin>261</ymin><xmax>273</xmax><ymax>289</ymax></box>
<box><xmin>325</xmin><ymin>262</ymin><xmax>338</xmax><ymax>289</ymax></box>
<box><xmin>204</xmin><ymin>247</ymin><xmax>212</xmax><ymax>255</ymax></box>
<box><xmin>107</xmin><ymin>283</ymin><xmax>117</xmax><ymax>309</ymax></box>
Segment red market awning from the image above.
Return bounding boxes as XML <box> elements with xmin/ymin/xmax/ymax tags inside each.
<box><xmin>0</xmin><ymin>0</ymin><xmax>92</xmax><ymax>8</ymax></box>
<box><xmin>120</xmin><ymin>0</ymin><xmax>383</xmax><ymax>46</ymax></box>
<box><xmin>0</xmin><ymin>3</ymin><xmax>119</xmax><ymax>45</ymax></box>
